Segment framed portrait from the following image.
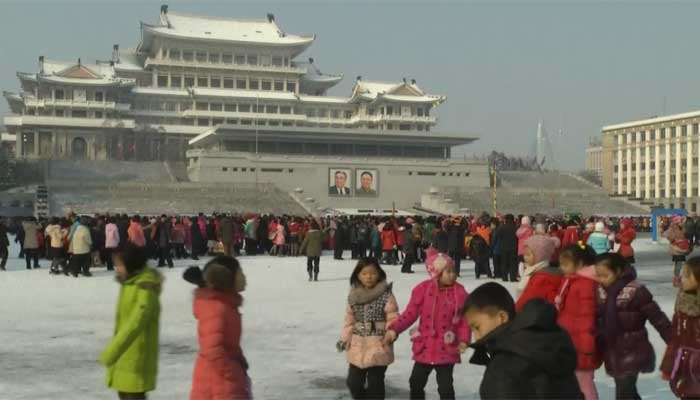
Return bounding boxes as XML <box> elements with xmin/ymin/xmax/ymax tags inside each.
<box><xmin>328</xmin><ymin>168</ymin><xmax>352</xmax><ymax>197</ymax></box>
<box><xmin>355</xmin><ymin>169</ymin><xmax>379</xmax><ymax>197</ymax></box>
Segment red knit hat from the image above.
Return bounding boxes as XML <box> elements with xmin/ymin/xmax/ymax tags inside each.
<box><xmin>523</xmin><ymin>235</ymin><xmax>556</xmax><ymax>264</ymax></box>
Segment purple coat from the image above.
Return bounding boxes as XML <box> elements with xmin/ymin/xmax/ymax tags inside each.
<box><xmin>596</xmin><ymin>279</ymin><xmax>671</xmax><ymax>378</ymax></box>
<box><xmin>390</xmin><ymin>279</ymin><xmax>470</xmax><ymax>365</ymax></box>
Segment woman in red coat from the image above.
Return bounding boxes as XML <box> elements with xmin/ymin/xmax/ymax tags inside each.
<box><xmin>556</xmin><ymin>244</ymin><xmax>601</xmax><ymax>400</ymax></box>
<box><xmin>184</xmin><ymin>256</ymin><xmax>250</xmax><ymax>400</ymax></box>
<box><xmin>615</xmin><ymin>218</ymin><xmax>636</xmax><ymax>265</ymax></box>
<box><xmin>380</xmin><ymin>224</ymin><xmax>397</xmax><ymax>265</ymax></box>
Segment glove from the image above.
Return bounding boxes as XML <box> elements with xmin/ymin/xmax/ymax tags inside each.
<box><xmin>383</xmin><ymin>330</ymin><xmax>397</xmax><ymax>345</ymax></box>
<box><xmin>336</xmin><ymin>340</ymin><xmax>347</xmax><ymax>352</ymax></box>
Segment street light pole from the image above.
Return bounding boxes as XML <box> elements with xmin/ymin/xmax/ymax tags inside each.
<box><xmin>255</xmin><ymin>94</ymin><xmax>259</xmax><ymax>214</ymax></box>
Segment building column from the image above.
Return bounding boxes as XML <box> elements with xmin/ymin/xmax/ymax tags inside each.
<box><xmin>34</xmin><ymin>131</ymin><xmax>39</xmax><ymax>157</ymax></box>
<box><xmin>687</xmin><ymin>124</ymin><xmax>693</xmax><ymax>200</ymax></box>
<box><xmin>626</xmin><ymin>135</ymin><xmax>632</xmax><ymax>195</ymax></box>
<box><xmin>665</xmin><ymin>129</ymin><xmax>671</xmax><ymax>199</ymax></box>
<box><xmin>644</xmin><ymin>138</ymin><xmax>651</xmax><ymax>199</ymax></box>
<box><xmin>676</xmin><ymin>138</ymin><xmax>683</xmax><ymax>198</ymax></box>
<box><xmin>617</xmin><ymin>145</ymin><xmax>623</xmax><ymax>195</ymax></box>
<box><xmin>655</xmin><ymin>134</ymin><xmax>660</xmax><ymax>199</ymax></box>
<box><xmin>635</xmin><ymin>136</ymin><xmax>641</xmax><ymax>197</ymax></box>
<box><xmin>152</xmin><ymin>69</ymin><xmax>157</xmax><ymax>87</ymax></box>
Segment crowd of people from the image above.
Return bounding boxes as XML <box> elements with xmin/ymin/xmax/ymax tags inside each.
<box><xmin>1</xmin><ymin>210</ymin><xmax>700</xmax><ymax>400</ymax></box>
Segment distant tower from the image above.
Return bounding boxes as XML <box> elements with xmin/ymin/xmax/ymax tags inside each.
<box><xmin>536</xmin><ymin>120</ymin><xmax>546</xmax><ymax>166</ymax></box>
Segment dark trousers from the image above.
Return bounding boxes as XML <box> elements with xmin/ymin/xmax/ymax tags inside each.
<box><xmin>307</xmin><ymin>256</ymin><xmax>320</xmax><ymax>280</ymax></box>
<box><xmin>614</xmin><ymin>374</ymin><xmax>640</xmax><ymax>400</ymax></box>
<box><xmin>0</xmin><ymin>246</ymin><xmax>7</xmax><ymax>269</ymax></box>
<box><xmin>382</xmin><ymin>250</ymin><xmax>395</xmax><ymax>265</ymax></box>
<box><xmin>357</xmin><ymin>243</ymin><xmax>368</xmax><ymax>259</ymax></box>
<box><xmin>475</xmin><ymin>259</ymin><xmax>492</xmax><ymax>278</ymax></box>
<box><xmin>104</xmin><ymin>248</ymin><xmax>115</xmax><ymax>270</ymax></box>
<box><xmin>491</xmin><ymin>254</ymin><xmax>501</xmax><ymax>278</ymax></box>
<box><xmin>448</xmin><ymin>251</ymin><xmax>461</xmax><ymax>276</ymax></box>
<box><xmin>245</xmin><ymin>239</ymin><xmax>257</xmax><ymax>255</ymax></box>
<box><xmin>347</xmin><ymin>364</ymin><xmax>388</xmax><ymax>400</ymax></box>
<box><xmin>158</xmin><ymin>245</ymin><xmax>174</xmax><ymax>268</ymax></box>
<box><xmin>402</xmin><ymin>250</ymin><xmax>415</xmax><ymax>272</ymax></box>
<box><xmin>173</xmin><ymin>243</ymin><xmax>186</xmax><ymax>259</ymax></box>
<box><xmin>71</xmin><ymin>253</ymin><xmax>91</xmax><ymax>275</ymax></box>
<box><xmin>118</xmin><ymin>392</ymin><xmax>146</xmax><ymax>400</ymax></box>
<box><xmin>409</xmin><ymin>362</ymin><xmax>455</xmax><ymax>400</ymax></box>
<box><xmin>24</xmin><ymin>248</ymin><xmax>40</xmax><ymax>269</ymax></box>
<box><xmin>501</xmin><ymin>249</ymin><xmax>519</xmax><ymax>282</ymax></box>
<box><xmin>334</xmin><ymin>246</ymin><xmax>344</xmax><ymax>259</ymax></box>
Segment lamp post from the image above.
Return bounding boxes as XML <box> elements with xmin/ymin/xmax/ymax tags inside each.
<box><xmin>255</xmin><ymin>94</ymin><xmax>259</xmax><ymax>213</ymax></box>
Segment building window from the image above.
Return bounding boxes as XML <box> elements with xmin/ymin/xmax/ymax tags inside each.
<box><xmin>286</xmin><ymin>82</ymin><xmax>296</xmax><ymax>92</ymax></box>
<box><xmin>210</xmin><ymin>103</ymin><xmax>223</xmax><ymax>112</ymax></box>
<box><xmin>224</xmin><ymin>103</ymin><xmax>236</xmax><ymax>112</ymax></box>
<box><xmin>223</xmin><ymin>78</ymin><xmax>234</xmax><ymax>89</ymax></box>
<box><xmin>197</xmin><ymin>118</ymin><xmax>209</xmax><ymax>126</ymax></box>
<box><xmin>660</xmin><ymin>128</ymin><xmax>666</xmax><ymax>139</ymax></box>
<box><xmin>272</xmin><ymin>56</ymin><xmax>283</xmax><ymax>67</ymax></box>
<box><xmin>184</xmin><ymin>76</ymin><xmax>195</xmax><ymax>88</ymax></box>
<box><xmin>197</xmin><ymin>77</ymin><xmax>208</xmax><ymax>87</ymax></box>
<box><xmin>247</xmin><ymin>55</ymin><xmax>258</xmax><ymax>65</ymax></box>
<box><xmin>182</xmin><ymin>51</ymin><xmax>194</xmax><ymax>62</ymax></box>
<box><xmin>234</xmin><ymin>55</ymin><xmax>246</xmax><ymax>65</ymax></box>
<box><xmin>168</xmin><ymin>76</ymin><xmax>181</xmax><ymax>88</ymax></box>
<box><xmin>682</xmin><ymin>125</ymin><xmax>688</xmax><ymax>136</ymax></box>
<box><xmin>157</xmin><ymin>75</ymin><xmax>168</xmax><ymax>87</ymax></box>
<box><xmin>196</xmin><ymin>102</ymin><xmax>208</xmax><ymax>111</ymax></box>
<box><xmin>280</xmin><ymin>106</ymin><xmax>291</xmax><ymax>114</ymax></box>
<box><xmin>694</xmin><ymin>124</ymin><xmax>699</xmax><ymax>136</ymax></box>
<box><xmin>671</xmin><ymin>127</ymin><xmax>677</xmax><ymax>138</ymax></box>
<box><xmin>239</xmin><ymin>104</ymin><xmax>251</xmax><ymax>112</ymax></box>
<box><xmin>196</xmin><ymin>52</ymin><xmax>207</xmax><ymax>62</ymax></box>
<box><xmin>249</xmin><ymin>80</ymin><xmax>259</xmax><ymax>90</ymax></box>
<box><xmin>650</xmin><ymin>131</ymin><xmax>656</xmax><ymax>140</ymax></box>
<box><xmin>94</xmin><ymin>111</ymin><xmax>103</xmax><ymax>118</ymax></box>
<box><xmin>55</xmin><ymin>109</ymin><xmax>64</xmax><ymax>117</ymax></box>
<box><xmin>236</xmin><ymin>79</ymin><xmax>247</xmax><ymax>89</ymax></box>
<box><xmin>222</xmin><ymin>167</ymin><xmax>228</xmax><ymax>172</ymax></box>
<box><xmin>274</xmin><ymin>81</ymin><xmax>284</xmax><ymax>91</ymax></box>
<box><xmin>261</xmin><ymin>80</ymin><xmax>272</xmax><ymax>90</ymax></box>
<box><xmin>209</xmin><ymin>76</ymin><xmax>220</xmax><ymax>88</ymax></box>
<box><xmin>266</xmin><ymin>105</ymin><xmax>278</xmax><ymax>114</ymax></box>
<box><xmin>94</xmin><ymin>91</ymin><xmax>104</xmax><ymax>102</ymax></box>
<box><xmin>72</xmin><ymin>110</ymin><xmax>87</xmax><ymax>118</ymax></box>
<box><xmin>209</xmin><ymin>53</ymin><xmax>220</xmax><ymax>63</ymax></box>
<box><xmin>55</xmin><ymin>89</ymin><xmax>64</xmax><ymax>100</ymax></box>
<box><xmin>212</xmin><ymin>118</ymin><xmax>224</xmax><ymax>125</ymax></box>
<box><xmin>222</xmin><ymin>54</ymin><xmax>233</xmax><ymax>64</ymax></box>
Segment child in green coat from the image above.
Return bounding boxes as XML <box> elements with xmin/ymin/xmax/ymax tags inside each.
<box><xmin>100</xmin><ymin>243</ymin><xmax>162</xmax><ymax>400</ymax></box>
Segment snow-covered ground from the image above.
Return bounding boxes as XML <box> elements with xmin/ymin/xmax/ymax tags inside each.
<box><xmin>0</xmin><ymin>235</ymin><xmax>680</xmax><ymax>399</ymax></box>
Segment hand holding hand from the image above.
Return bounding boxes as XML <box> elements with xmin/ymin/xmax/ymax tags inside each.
<box><xmin>383</xmin><ymin>330</ymin><xmax>397</xmax><ymax>345</ymax></box>
<box><xmin>458</xmin><ymin>342</ymin><xmax>469</xmax><ymax>354</ymax></box>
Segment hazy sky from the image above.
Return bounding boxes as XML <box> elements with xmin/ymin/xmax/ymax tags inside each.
<box><xmin>2</xmin><ymin>0</ymin><xmax>700</xmax><ymax>170</ymax></box>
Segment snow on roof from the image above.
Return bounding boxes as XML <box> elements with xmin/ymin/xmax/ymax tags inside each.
<box><xmin>376</xmin><ymin>94</ymin><xmax>446</xmax><ymax>104</ymax></box>
<box><xmin>602</xmin><ymin>110</ymin><xmax>700</xmax><ymax>131</ymax></box>
<box><xmin>113</xmin><ymin>49</ymin><xmax>146</xmax><ymax>71</ymax></box>
<box><xmin>352</xmin><ymin>80</ymin><xmax>427</xmax><ymax>100</ymax></box>
<box><xmin>150</xmin><ymin>11</ymin><xmax>315</xmax><ymax>46</ymax></box>
<box><xmin>131</xmin><ymin>87</ymin><xmax>190</xmax><ymax>97</ymax></box>
<box><xmin>296</xmin><ymin>61</ymin><xmax>343</xmax><ymax>83</ymax></box>
<box><xmin>193</xmin><ymin>88</ymin><xmax>298</xmax><ymax>101</ymax></box>
<box><xmin>297</xmin><ymin>95</ymin><xmax>350</xmax><ymax>104</ymax></box>
<box><xmin>20</xmin><ymin>59</ymin><xmax>135</xmax><ymax>86</ymax></box>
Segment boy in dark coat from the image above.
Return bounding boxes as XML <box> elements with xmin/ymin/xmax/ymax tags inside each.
<box><xmin>463</xmin><ymin>282</ymin><xmax>582</xmax><ymax>399</ymax></box>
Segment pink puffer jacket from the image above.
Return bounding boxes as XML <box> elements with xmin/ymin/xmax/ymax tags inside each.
<box><xmin>390</xmin><ymin>279</ymin><xmax>470</xmax><ymax>365</ymax></box>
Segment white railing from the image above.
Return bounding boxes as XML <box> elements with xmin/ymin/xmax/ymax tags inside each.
<box><xmin>4</xmin><ymin>115</ymin><xmax>136</xmax><ymax>129</ymax></box>
<box><xmin>24</xmin><ymin>98</ymin><xmax>131</xmax><ymax>111</ymax></box>
<box><xmin>181</xmin><ymin>109</ymin><xmax>306</xmax><ymax>121</ymax></box>
<box><xmin>145</xmin><ymin>57</ymin><xmax>306</xmax><ymax>74</ymax></box>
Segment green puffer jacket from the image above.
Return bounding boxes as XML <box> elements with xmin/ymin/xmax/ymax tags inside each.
<box><xmin>100</xmin><ymin>267</ymin><xmax>162</xmax><ymax>393</ymax></box>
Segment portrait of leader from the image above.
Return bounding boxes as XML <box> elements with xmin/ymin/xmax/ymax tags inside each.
<box><xmin>329</xmin><ymin>168</ymin><xmax>352</xmax><ymax>196</ymax></box>
<box><xmin>355</xmin><ymin>169</ymin><xmax>378</xmax><ymax>196</ymax></box>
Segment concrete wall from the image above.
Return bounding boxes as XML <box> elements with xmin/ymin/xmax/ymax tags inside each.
<box><xmin>187</xmin><ymin>150</ymin><xmax>490</xmax><ymax>211</ymax></box>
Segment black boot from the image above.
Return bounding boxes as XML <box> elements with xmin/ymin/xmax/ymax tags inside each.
<box><xmin>307</xmin><ymin>267</ymin><xmax>313</xmax><ymax>282</ymax></box>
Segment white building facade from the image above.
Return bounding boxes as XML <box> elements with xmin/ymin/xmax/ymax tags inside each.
<box><xmin>3</xmin><ymin>6</ymin><xmax>453</xmax><ymax>161</ymax></box>
<box><xmin>602</xmin><ymin>111</ymin><xmax>700</xmax><ymax>211</ymax></box>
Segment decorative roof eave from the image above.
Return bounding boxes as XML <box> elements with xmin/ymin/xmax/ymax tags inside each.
<box><xmin>35</xmin><ymin>75</ymin><xmax>136</xmax><ymax>87</ymax></box>
<box><xmin>17</xmin><ymin>71</ymin><xmax>37</xmax><ymax>82</ymax></box>
<box><xmin>140</xmin><ymin>23</ymin><xmax>315</xmax><ymax>52</ymax></box>
<box><xmin>369</xmin><ymin>94</ymin><xmax>446</xmax><ymax>106</ymax></box>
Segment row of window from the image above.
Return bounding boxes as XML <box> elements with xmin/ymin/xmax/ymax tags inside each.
<box><xmin>616</xmin><ymin>124</ymin><xmax>700</xmax><ymax>143</ymax></box>
<box><xmin>156</xmin><ymin>74</ymin><xmax>297</xmax><ymax>92</ymax></box>
<box><xmin>163</xmin><ymin>49</ymin><xmax>291</xmax><ymax>69</ymax></box>
<box><xmin>217</xmin><ymin>167</ymin><xmax>472</xmax><ymax>177</ymax></box>
<box><xmin>26</xmin><ymin>108</ymin><xmax>110</xmax><ymax>119</ymax></box>
<box><xmin>48</xmin><ymin>89</ymin><xmax>115</xmax><ymax>102</ymax></box>
<box><xmin>134</xmin><ymin>116</ymin><xmax>430</xmax><ymax>131</ymax></box>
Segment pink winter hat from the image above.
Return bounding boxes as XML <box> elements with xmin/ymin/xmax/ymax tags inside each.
<box><xmin>524</xmin><ymin>235</ymin><xmax>556</xmax><ymax>264</ymax></box>
<box><xmin>672</xmin><ymin>215</ymin><xmax>684</xmax><ymax>225</ymax></box>
<box><xmin>426</xmin><ymin>252</ymin><xmax>455</xmax><ymax>279</ymax></box>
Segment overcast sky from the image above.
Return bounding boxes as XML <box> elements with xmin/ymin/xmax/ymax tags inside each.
<box><xmin>2</xmin><ymin>0</ymin><xmax>700</xmax><ymax>170</ymax></box>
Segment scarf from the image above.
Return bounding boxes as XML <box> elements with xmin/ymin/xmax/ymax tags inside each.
<box><xmin>603</xmin><ymin>267</ymin><xmax>636</xmax><ymax>344</ymax></box>
<box><xmin>517</xmin><ymin>261</ymin><xmax>549</xmax><ymax>295</ymax></box>
<box><xmin>676</xmin><ymin>289</ymin><xmax>700</xmax><ymax>317</ymax></box>
<box><xmin>348</xmin><ymin>281</ymin><xmax>390</xmax><ymax>305</ymax></box>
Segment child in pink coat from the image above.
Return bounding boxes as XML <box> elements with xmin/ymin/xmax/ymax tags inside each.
<box><xmin>385</xmin><ymin>253</ymin><xmax>470</xmax><ymax>399</ymax></box>
<box><xmin>338</xmin><ymin>258</ymin><xmax>399</xmax><ymax>400</ymax></box>
<box><xmin>184</xmin><ymin>256</ymin><xmax>251</xmax><ymax>400</ymax></box>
